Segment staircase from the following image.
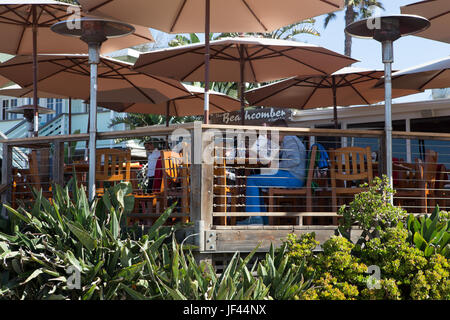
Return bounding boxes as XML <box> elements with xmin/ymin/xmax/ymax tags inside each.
<box><xmin>0</xmin><ymin>114</ymin><xmax>67</xmax><ymax>170</ymax></box>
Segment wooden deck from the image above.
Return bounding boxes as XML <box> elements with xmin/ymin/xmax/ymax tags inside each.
<box><xmin>1</xmin><ymin>122</ymin><xmax>449</xmax><ymax>254</ymax></box>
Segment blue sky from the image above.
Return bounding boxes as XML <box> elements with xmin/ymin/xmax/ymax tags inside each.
<box><xmin>150</xmin><ymin>0</ymin><xmax>449</xmax><ymax>103</ymax></box>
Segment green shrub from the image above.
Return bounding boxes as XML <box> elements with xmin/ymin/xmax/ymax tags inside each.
<box><xmin>337</xmin><ymin>176</ymin><xmax>408</xmax><ymax>245</ymax></box>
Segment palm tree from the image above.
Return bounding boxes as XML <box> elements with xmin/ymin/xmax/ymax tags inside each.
<box><xmin>324</xmin><ymin>0</ymin><xmax>384</xmax><ymax>57</ymax></box>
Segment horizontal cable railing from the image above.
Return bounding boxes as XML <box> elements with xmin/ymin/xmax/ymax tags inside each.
<box><xmin>1</xmin><ymin>123</ymin><xmax>449</xmax><ymax>228</ymax></box>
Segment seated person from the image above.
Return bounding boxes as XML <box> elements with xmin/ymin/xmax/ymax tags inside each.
<box><xmin>144</xmin><ymin>140</ymin><xmax>161</xmax><ymax>193</ymax></box>
<box><xmin>239</xmin><ymin>119</ymin><xmax>307</xmax><ymax>225</ymax></box>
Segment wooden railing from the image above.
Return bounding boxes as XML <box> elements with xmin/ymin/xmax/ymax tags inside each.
<box><xmin>1</xmin><ymin>122</ymin><xmax>449</xmax><ymax>252</ymax></box>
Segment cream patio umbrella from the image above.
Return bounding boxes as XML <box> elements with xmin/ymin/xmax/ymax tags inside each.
<box><xmin>99</xmin><ymin>84</ymin><xmax>242</xmax><ymax>120</ymax></box>
<box><xmin>379</xmin><ymin>56</ymin><xmax>450</xmax><ymax>91</ymax></box>
<box><xmin>0</xmin><ymin>0</ymin><xmax>154</xmax><ymax>136</ymax></box>
<box><xmin>0</xmin><ymin>54</ymin><xmax>190</xmax><ymax>104</ymax></box>
<box><xmin>78</xmin><ymin>0</ymin><xmax>345</xmax><ymax>123</ymax></box>
<box><xmin>401</xmin><ymin>0</ymin><xmax>450</xmax><ymax>44</ymax></box>
<box><xmin>245</xmin><ymin>67</ymin><xmax>421</xmax><ymax>128</ymax></box>
<box><xmin>133</xmin><ymin>37</ymin><xmax>357</xmax><ymax>124</ymax></box>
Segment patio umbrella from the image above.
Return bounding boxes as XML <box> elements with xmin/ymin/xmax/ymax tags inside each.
<box><xmin>99</xmin><ymin>84</ymin><xmax>242</xmax><ymax>119</ymax></box>
<box><xmin>245</xmin><ymin>67</ymin><xmax>421</xmax><ymax>128</ymax></box>
<box><xmin>0</xmin><ymin>54</ymin><xmax>190</xmax><ymax>104</ymax></box>
<box><xmin>78</xmin><ymin>0</ymin><xmax>345</xmax><ymax>123</ymax></box>
<box><xmin>133</xmin><ymin>37</ymin><xmax>357</xmax><ymax>124</ymax></box>
<box><xmin>379</xmin><ymin>56</ymin><xmax>450</xmax><ymax>91</ymax></box>
<box><xmin>401</xmin><ymin>0</ymin><xmax>450</xmax><ymax>44</ymax></box>
<box><xmin>0</xmin><ymin>84</ymin><xmax>66</xmax><ymax>99</ymax></box>
<box><xmin>0</xmin><ymin>0</ymin><xmax>154</xmax><ymax>136</ymax></box>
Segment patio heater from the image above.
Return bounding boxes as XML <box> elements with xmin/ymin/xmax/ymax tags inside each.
<box><xmin>345</xmin><ymin>15</ymin><xmax>430</xmax><ymax>204</ymax></box>
<box><xmin>51</xmin><ymin>18</ymin><xmax>135</xmax><ymax>201</ymax></box>
<box><xmin>7</xmin><ymin>105</ymin><xmax>54</xmax><ymax>138</ymax></box>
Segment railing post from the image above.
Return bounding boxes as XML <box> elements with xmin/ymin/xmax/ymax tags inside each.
<box><xmin>1</xmin><ymin>143</ymin><xmax>12</xmax><ymax>218</ymax></box>
<box><xmin>52</xmin><ymin>141</ymin><xmax>65</xmax><ymax>186</ymax></box>
<box><xmin>190</xmin><ymin>122</ymin><xmax>214</xmax><ymax>252</ymax></box>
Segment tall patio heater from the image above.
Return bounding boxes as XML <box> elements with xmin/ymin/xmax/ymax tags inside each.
<box><xmin>51</xmin><ymin>18</ymin><xmax>135</xmax><ymax>201</ymax></box>
<box><xmin>345</xmin><ymin>15</ymin><xmax>430</xmax><ymax>204</ymax></box>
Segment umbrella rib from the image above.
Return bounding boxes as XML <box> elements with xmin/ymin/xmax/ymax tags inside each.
<box><xmin>240</xmin><ymin>0</ymin><xmax>268</xmax><ymax>31</ymax></box>
<box><xmin>1</xmin><ymin>5</ymin><xmax>29</xmax><ymax>24</ymax></box>
<box><xmin>36</xmin><ymin>5</ymin><xmax>47</xmax><ymax>23</ymax></box>
<box><xmin>14</xmin><ymin>9</ymin><xmax>33</xmax><ymax>55</ymax></box>
<box><xmin>199</xmin><ymin>93</ymin><xmax>228</xmax><ymax>112</ymax></box>
<box><xmin>418</xmin><ymin>69</ymin><xmax>447</xmax><ymax>90</ymax></box>
<box><xmin>170</xmin><ymin>0</ymin><xmax>188</xmax><ymax>33</ymax></box>
<box><xmin>30</xmin><ymin>58</ymin><xmax>91</xmax><ymax>87</ymax></box>
<box><xmin>47</xmin><ymin>58</ymin><xmax>91</xmax><ymax>77</ymax></box>
<box><xmin>181</xmin><ymin>44</ymin><xmax>234</xmax><ymax>81</ymax></box>
<box><xmin>39</xmin><ymin>5</ymin><xmax>74</xmax><ymax>26</ymax></box>
<box><xmin>244</xmin><ymin>46</ymin><xmax>257</xmax><ymax>82</ymax></box>
<box><xmin>264</xmin><ymin>47</ymin><xmax>328</xmax><ymax>75</ymax></box>
<box><xmin>341</xmin><ymin>76</ymin><xmax>371</xmax><ymax>105</ymax></box>
<box><xmin>428</xmin><ymin>10</ymin><xmax>450</xmax><ymax>22</ymax></box>
<box><xmin>87</xmin><ymin>0</ymin><xmax>114</xmax><ymax>13</ymax></box>
<box><xmin>319</xmin><ymin>0</ymin><xmax>341</xmax><ymax>8</ymax></box>
<box><xmin>249</xmin><ymin>78</ymin><xmax>300</xmax><ymax>106</ymax></box>
<box><xmin>101</xmin><ymin>59</ymin><xmax>158</xmax><ymax>104</ymax></box>
<box><xmin>301</xmin><ymin>78</ymin><xmax>327</xmax><ymax>109</ymax></box>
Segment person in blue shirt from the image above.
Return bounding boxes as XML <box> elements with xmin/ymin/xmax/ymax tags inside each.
<box><xmin>238</xmin><ymin>119</ymin><xmax>307</xmax><ymax>225</ymax></box>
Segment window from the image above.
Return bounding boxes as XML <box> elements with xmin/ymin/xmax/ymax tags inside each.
<box><xmin>2</xmin><ymin>100</ymin><xmax>8</xmax><ymax>120</ymax></box>
<box><xmin>9</xmin><ymin>99</ymin><xmax>17</xmax><ymax>120</ymax></box>
<box><xmin>46</xmin><ymin>98</ymin><xmax>54</xmax><ymax>122</ymax></box>
<box><xmin>56</xmin><ymin>99</ymin><xmax>63</xmax><ymax>116</ymax></box>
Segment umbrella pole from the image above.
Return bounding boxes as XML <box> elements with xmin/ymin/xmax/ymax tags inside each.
<box><xmin>32</xmin><ymin>6</ymin><xmax>39</xmax><ymax>137</ymax></box>
<box><xmin>68</xmin><ymin>97</ymin><xmax>72</xmax><ymax>161</ymax></box>
<box><xmin>88</xmin><ymin>43</ymin><xmax>101</xmax><ymax>202</ymax></box>
<box><xmin>166</xmin><ymin>101</ymin><xmax>170</xmax><ymax>127</ymax></box>
<box><xmin>239</xmin><ymin>45</ymin><xmax>245</xmax><ymax>125</ymax></box>
<box><xmin>203</xmin><ymin>0</ymin><xmax>211</xmax><ymax>124</ymax></box>
<box><xmin>332</xmin><ymin>76</ymin><xmax>338</xmax><ymax>129</ymax></box>
<box><xmin>382</xmin><ymin>40</ymin><xmax>394</xmax><ymax>204</ymax></box>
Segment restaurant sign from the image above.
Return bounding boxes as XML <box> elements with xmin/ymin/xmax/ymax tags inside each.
<box><xmin>211</xmin><ymin>107</ymin><xmax>293</xmax><ymax>125</ymax></box>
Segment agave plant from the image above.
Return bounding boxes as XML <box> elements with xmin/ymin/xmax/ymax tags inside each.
<box><xmin>403</xmin><ymin>205</ymin><xmax>450</xmax><ymax>258</ymax></box>
<box><xmin>0</xmin><ymin>179</ymin><xmax>177</xmax><ymax>299</ymax></box>
<box><xmin>0</xmin><ymin>179</ymin><xmax>315</xmax><ymax>300</ymax></box>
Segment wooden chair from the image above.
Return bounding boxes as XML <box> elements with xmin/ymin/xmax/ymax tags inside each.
<box><xmin>329</xmin><ymin>146</ymin><xmax>373</xmax><ymax>222</ymax></box>
<box><xmin>95</xmin><ymin>148</ymin><xmax>131</xmax><ymax>195</ymax></box>
<box><xmin>160</xmin><ymin>150</ymin><xmax>190</xmax><ymax>223</ymax></box>
<box><xmin>394</xmin><ymin>150</ymin><xmax>438</xmax><ymax>214</ymax></box>
<box><xmin>394</xmin><ymin>160</ymin><xmax>424</xmax><ymax>213</ymax></box>
<box><xmin>418</xmin><ymin>150</ymin><xmax>438</xmax><ymax>213</ymax></box>
<box><xmin>267</xmin><ymin>145</ymin><xmax>318</xmax><ymax>225</ymax></box>
<box><xmin>435</xmin><ymin>164</ymin><xmax>449</xmax><ymax>211</ymax></box>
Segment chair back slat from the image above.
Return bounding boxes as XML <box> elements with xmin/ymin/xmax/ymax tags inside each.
<box><xmin>330</xmin><ymin>146</ymin><xmax>373</xmax><ymax>184</ymax></box>
<box><xmin>95</xmin><ymin>149</ymin><xmax>131</xmax><ymax>192</ymax></box>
